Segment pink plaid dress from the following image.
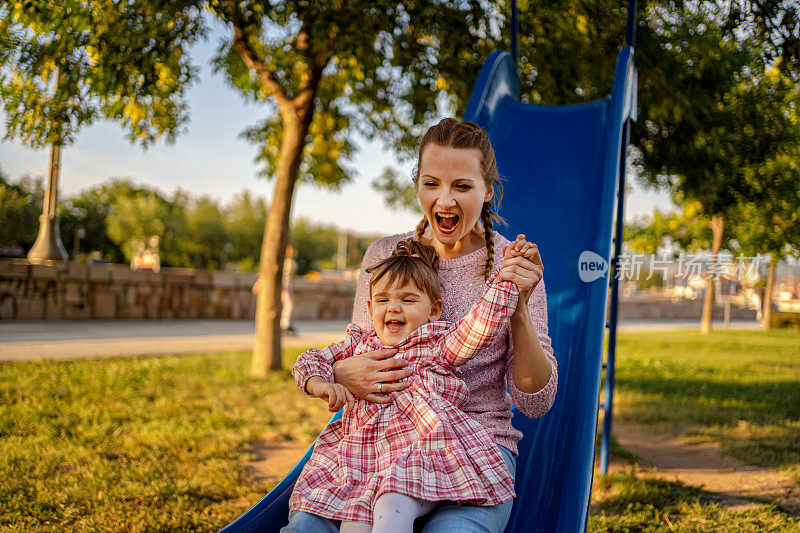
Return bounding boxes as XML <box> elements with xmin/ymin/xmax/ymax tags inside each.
<box><xmin>289</xmin><ymin>277</ymin><xmax>519</xmax><ymax>524</ymax></box>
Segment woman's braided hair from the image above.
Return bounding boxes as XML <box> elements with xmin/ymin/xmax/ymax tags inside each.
<box><xmin>413</xmin><ymin>118</ymin><xmax>504</xmax><ymax>279</ymax></box>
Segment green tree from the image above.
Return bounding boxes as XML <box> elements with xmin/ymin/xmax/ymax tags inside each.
<box><xmin>56</xmin><ymin>179</ymin><xmax>154</xmax><ymax>263</ymax></box>
<box><xmin>290</xmin><ymin>218</ymin><xmax>338</xmax><ymax>275</ymax></box>
<box><xmin>224</xmin><ymin>190</ymin><xmax>269</xmax><ymax>271</ymax></box>
<box><xmin>0</xmin><ymin>0</ymin><xmax>205</xmax><ymax>259</ymax></box>
<box><xmin>486</xmin><ymin>2</ymin><xmax>800</xmax><ymax>336</ymax></box>
<box><xmin>371</xmin><ymin>167</ymin><xmax>421</xmax><ymax>214</ymax></box>
<box><xmin>1</xmin><ymin>1</ymin><xmax>204</xmax><ymax>147</ymax></box>
<box><xmin>207</xmin><ymin>1</ymin><xmax>500</xmax><ymax>373</ymax></box>
<box><xmin>732</xmin><ymin>146</ymin><xmax>800</xmax><ymax>328</ymax></box>
<box><xmin>637</xmin><ymin>22</ymin><xmax>800</xmax><ymax>333</ymax></box>
<box><xmin>0</xmin><ymin>171</ymin><xmax>42</xmax><ymax>251</ymax></box>
<box><xmin>372</xmin><ymin>1</ymin><xmax>800</xmax><ymax>210</ymax></box>
<box><xmin>180</xmin><ymin>195</ymin><xmax>229</xmax><ymax>269</ymax></box>
<box><xmin>722</xmin><ymin>0</ymin><xmax>800</xmax><ymax>74</ymax></box>
<box><xmin>625</xmin><ymin>201</ymin><xmax>713</xmax><ymax>257</ymax></box>
<box><xmin>106</xmin><ymin>191</ymin><xmax>187</xmax><ymax>267</ymax></box>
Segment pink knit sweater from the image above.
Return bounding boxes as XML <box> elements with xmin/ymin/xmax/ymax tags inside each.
<box><xmin>352</xmin><ymin>231</ymin><xmax>558</xmax><ymax>455</ymax></box>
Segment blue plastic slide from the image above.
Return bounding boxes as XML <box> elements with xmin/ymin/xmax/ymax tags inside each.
<box><xmin>220</xmin><ymin>46</ymin><xmax>637</xmax><ymax>533</ymax></box>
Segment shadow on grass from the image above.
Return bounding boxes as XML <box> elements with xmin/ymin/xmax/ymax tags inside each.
<box><xmin>590</xmin><ymin>471</ymin><xmax>800</xmax><ymax>531</ymax></box>
<box><xmin>592</xmin><ymin>471</ymin><xmax>709</xmax><ymax>514</ymax></box>
<box><xmin>616</xmin><ymin>375</ymin><xmax>800</xmax><ymax>470</ymax></box>
<box><xmin>617</xmin><ymin>376</ymin><xmax>800</xmax><ymax>422</ymax></box>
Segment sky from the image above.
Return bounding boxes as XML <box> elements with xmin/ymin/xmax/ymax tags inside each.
<box><xmin>0</xmin><ymin>21</ymin><xmax>673</xmax><ymax>236</ymax></box>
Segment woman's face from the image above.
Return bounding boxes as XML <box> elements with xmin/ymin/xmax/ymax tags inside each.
<box><xmin>417</xmin><ymin>144</ymin><xmax>492</xmax><ymax>250</ymax></box>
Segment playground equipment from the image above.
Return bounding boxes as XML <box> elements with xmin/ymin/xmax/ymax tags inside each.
<box><xmin>221</xmin><ymin>1</ymin><xmax>637</xmax><ymax>531</ymax></box>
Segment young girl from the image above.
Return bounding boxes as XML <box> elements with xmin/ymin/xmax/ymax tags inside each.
<box><xmin>289</xmin><ymin>238</ymin><xmax>535</xmax><ymax>532</ymax></box>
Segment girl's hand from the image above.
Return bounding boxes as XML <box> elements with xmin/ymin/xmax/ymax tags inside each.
<box><xmin>306</xmin><ymin>377</ymin><xmax>356</xmax><ymax>412</ymax></box>
<box><xmin>332</xmin><ymin>348</ymin><xmax>413</xmax><ymax>404</ymax></box>
<box><xmin>499</xmin><ymin>234</ymin><xmax>543</xmax><ymax>305</ymax></box>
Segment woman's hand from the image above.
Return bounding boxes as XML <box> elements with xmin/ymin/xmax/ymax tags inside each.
<box><xmin>332</xmin><ymin>348</ymin><xmax>413</xmax><ymax>404</ymax></box>
<box><xmin>498</xmin><ymin>234</ymin><xmax>543</xmax><ymax>307</ymax></box>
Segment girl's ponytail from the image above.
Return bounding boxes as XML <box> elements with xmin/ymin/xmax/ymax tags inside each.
<box><xmin>392</xmin><ymin>239</ymin><xmax>440</xmax><ymax>271</ymax></box>
<box><xmin>366</xmin><ymin>239</ymin><xmax>441</xmax><ymax>301</ymax></box>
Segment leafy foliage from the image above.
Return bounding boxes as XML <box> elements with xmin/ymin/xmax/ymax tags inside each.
<box><xmin>625</xmin><ymin>201</ymin><xmax>714</xmax><ymax>257</ymax></box>
<box><xmin>58</xmin><ymin>178</ymin><xmax>156</xmax><ymax>263</ymax></box>
<box><xmin>732</xmin><ymin>148</ymin><xmax>800</xmax><ymax>261</ymax></box>
<box><xmin>223</xmin><ymin>190</ymin><xmax>269</xmax><ymax>271</ymax></box>
<box><xmin>290</xmin><ymin>218</ymin><xmax>338</xmax><ymax>276</ymax></box>
<box><xmin>0</xmin><ymin>0</ymin><xmax>206</xmax><ymax>148</ymax></box>
<box><xmin>371</xmin><ymin>167</ymin><xmax>421</xmax><ymax>214</ymax></box>
<box><xmin>722</xmin><ymin>0</ymin><xmax>800</xmax><ymax>75</ymax></box>
<box><xmin>105</xmin><ymin>190</ymin><xmax>188</xmax><ymax>265</ymax></box>
<box><xmin>0</xmin><ymin>169</ymin><xmax>42</xmax><ymax>251</ymax></box>
<box><xmin>209</xmin><ymin>0</ymin><xmax>501</xmax><ymax>187</ymax></box>
<box><xmin>0</xmin><ymin>174</ymin><xmax>373</xmax><ymax>272</ymax></box>
<box><xmin>290</xmin><ymin>218</ymin><xmax>380</xmax><ymax>276</ymax></box>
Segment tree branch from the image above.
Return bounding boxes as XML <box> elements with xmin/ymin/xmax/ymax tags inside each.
<box><xmin>294</xmin><ymin>49</ymin><xmax>329</xmax><ymax>111</ymax></box>
<box><xmin>229</xmin><ymin>3</ymin><xmax>289</xmax><ymax>107</ymax></box>
<box><xmin>292</xmin><ymin>18</ymin><xmax>335</xmax><ymax>112</ymax></box>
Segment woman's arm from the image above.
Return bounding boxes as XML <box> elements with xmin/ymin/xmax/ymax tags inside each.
<box><xmin>508</xmin><ymin>281</ymin><xmax>555</xmax><ymax>393</ymax></box>
<box><xmin>498</xmin><ymin>237</ymin><xmax>558</xmax><ymax>415</ymax></box>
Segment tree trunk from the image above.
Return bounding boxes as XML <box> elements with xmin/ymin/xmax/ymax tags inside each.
<box><xmin>699</xmin><ymin>214</ymin><xmax>724</xmax><ymax>335</ymax></box>
<box><xmin>250</xmin><ymin>111</ymin><xmax>314</xmax><ymax>377</ymax></box>
<box><xmin>762</xmin><ymin>261</ymin><xmax>776</xmax><ymax>330</ymax></box>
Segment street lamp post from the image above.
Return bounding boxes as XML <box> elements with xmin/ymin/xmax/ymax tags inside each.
<box><xmin>27</xmin><ymin>65</ymin><xmax>68</xmax><ymax>263</ymax></box>
<box><xmin>27</xmin><ymin>142</ymin><xmax>68</xmax><ymax>262</ymax></box>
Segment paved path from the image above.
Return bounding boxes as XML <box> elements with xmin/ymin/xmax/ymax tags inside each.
<box><xmin>0</xmin><ymin>319</ymin><xmax>349</xmax><ymax>361</ymax></box>
<box><xmin>0</xmin><ymin>318</ymin><xmax>761</xmax><ymax>362</ymax></box>
<box><xmin>610</xmin><ymin>419</ymin><xmax>800</xmax><ymax>514</ymax></box>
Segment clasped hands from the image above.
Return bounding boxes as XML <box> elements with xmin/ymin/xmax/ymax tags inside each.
<box><xmin>498</xmin><ymin>234</ymin><xmax>544</xmax><ymax>306</ymax></box>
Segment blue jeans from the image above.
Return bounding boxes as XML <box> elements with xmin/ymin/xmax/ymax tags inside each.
<box><xmin>280</xmin><ymin>445</ymin><xmax>517</xmax><ymax>533</ymax></box>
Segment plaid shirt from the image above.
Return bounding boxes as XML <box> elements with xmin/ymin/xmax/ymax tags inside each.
<box><xmin>289</xmin><ymin>276</ymin><xmax>519</xmax><ymax>523</ymax></box>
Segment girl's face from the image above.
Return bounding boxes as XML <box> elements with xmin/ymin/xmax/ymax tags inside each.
<box><xmin>368</xmin><ymin>278</ymin><xmax>443</xmax><ymax>346</ymax></box>
<box><xmin>417</xmin><ymin>144</ymin><xmax>492</xmax><ymax>252</ymax></box>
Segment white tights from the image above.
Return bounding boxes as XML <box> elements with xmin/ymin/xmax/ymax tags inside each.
<box><xmin>339</xmin><ymin>492</ymin><xmax>437</xmax><ymax>533</ymax></box>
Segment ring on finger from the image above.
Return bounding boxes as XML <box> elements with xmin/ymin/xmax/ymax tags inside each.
<box><xmin>377</xmin><ymin>383</ymin><xmax>382</xmax><ymax>393</ymax></box>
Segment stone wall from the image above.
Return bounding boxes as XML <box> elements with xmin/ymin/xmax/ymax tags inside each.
<box><xmin>0</xmin><ymin>259</ymin><xmax>356</xmax><ymax>321</ymax></box>
<box><xmin>1</xmin><ymin>259</ymin><xmax>760</xmax><ymax>322</ymax></box>
<box><xmin>611</xmin><ymin>295</ymin><xmax>758</xmax><ymax>321</ymax></box>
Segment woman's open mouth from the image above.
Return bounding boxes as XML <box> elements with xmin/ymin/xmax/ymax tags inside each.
<box><xmin>434</xmin><ymin>212</ymin><xmax>460</xmax><ymax>234</ymax></box>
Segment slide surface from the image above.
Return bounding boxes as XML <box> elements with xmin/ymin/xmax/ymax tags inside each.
<box><xmin>221</xmin><ymin>46</ymin><xmax>636</xmax><ymax>533</ymax></box>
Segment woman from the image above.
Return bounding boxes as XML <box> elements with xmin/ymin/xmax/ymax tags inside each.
<box><xmin>282</xmin><ymin>118</ymin><xmax>557</xmax><ymax>533</ymax></box>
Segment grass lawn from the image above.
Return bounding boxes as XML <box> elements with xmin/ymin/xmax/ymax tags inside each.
<box><xmin>2</xmin><ymin>328</ymin><xmax>799</xmax><ymax>531</ymax></box>
<box><xmin>0</xmin><ymin>348</ymin><xmax>332</xmax><ymax>532</ymax></box>
<box><xmin>590</xmin><ymin>470</ymin><xmax>799</xmax><ymax>532</ymax></box>
<box><xmin>609</xmin><ymin>328</ymin><xmax>800</xmax><ymax>479</ymax></box>
<box><xmin>588</xmin><ymin>327</ymin><xmax>800</xmax><ymax>532</ymax></box>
